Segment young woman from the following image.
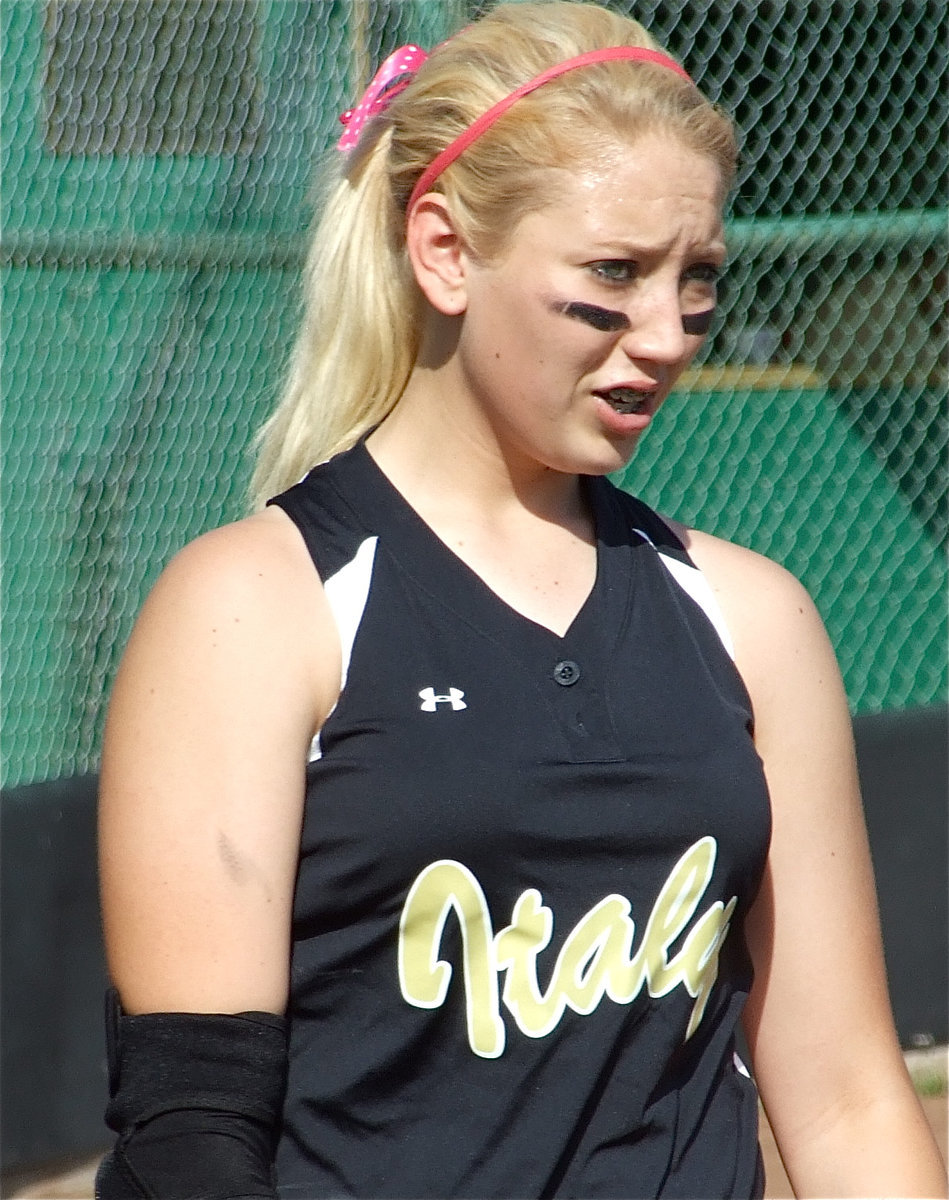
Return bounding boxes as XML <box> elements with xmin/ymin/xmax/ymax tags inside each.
<box><xmin>96</xmin><ymin>4</ymin><xmax>947</xmax><ymax>1197</ymax></box>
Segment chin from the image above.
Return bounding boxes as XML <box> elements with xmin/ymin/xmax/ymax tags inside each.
<box><xmin>569</xmin><ymin>433</ymin><xmax>644</xmax><ymax>477</ymax></box>
<box><xmin>544</xmin><ymin>445</ymin><xmax>637</xmax><ymax>479</ymax></box>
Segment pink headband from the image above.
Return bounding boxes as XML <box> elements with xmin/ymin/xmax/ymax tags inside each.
<box><xmin>338</xmin><ymin>44</ymin><xmax>693</xmax><ymax>211</ymax></box>
<box><xmin>409</xmin><ymin>47</ymin><xmax>692</xmax><ymax>212</ymax></box>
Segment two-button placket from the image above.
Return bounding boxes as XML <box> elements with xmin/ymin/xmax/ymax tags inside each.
<box><xmin>552</xmin><ymin>657</ymin><xmax>589</xmax><ymax>747</ymax></box>
<box><xmin>546</xmin><ymin>652</ymin><xmax>621</xmax><ymax>761</ymax></box>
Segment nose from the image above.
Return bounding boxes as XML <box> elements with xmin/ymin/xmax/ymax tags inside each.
<box><xmin>617</xmin><ymin>284</ymin><xmax>690</xmax><ymax>368</ymax></box>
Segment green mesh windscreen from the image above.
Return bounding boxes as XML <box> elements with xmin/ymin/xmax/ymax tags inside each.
<box><xmin>3</xmin><ymin>1</ymin><xmax>946</xmax><ymax>786</ymax></box>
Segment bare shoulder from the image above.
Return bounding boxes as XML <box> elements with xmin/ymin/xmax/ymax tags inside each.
<box><xmin>151</xmin><ymin>506</ymin><xmax>320</xmax><ymax>612</ymax></box>
<box><xmin>669</xmin><ymin>519</ymin><xmax>817</xmax><ymax>623</ymax></box>
<box><xmin>665</xmin><ymin>520</ymin><xmax>841</xmax><ymax>725</ymax></box>
<box><xmin>667</xmin><ymin>518</ymin><xmax>810</xmax><ymax>611</ymax></box>
<box><xmin>112</xmin><ymin>506</ymin><xmax>341</xmax><ymax>744</ymax></box>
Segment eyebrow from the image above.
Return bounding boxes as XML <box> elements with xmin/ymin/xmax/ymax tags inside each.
<box><xmin>589</xmin><ymin>236</ymin><xmax>727</xmax><ymax>261</ymax></box>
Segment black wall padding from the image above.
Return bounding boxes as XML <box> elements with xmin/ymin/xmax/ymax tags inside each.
<box><xmin>1</xmin><ymin>705</ymin><xmax>946</xmax><ymax>1173</ymax></box>
<box><xmin>1</xmin><ymin>774</ymin><xmax>108</xmax><ymax>1173</ymax></box>
<box><xmin>853</xmin><ymin>703</ymin><xmax>948</xmax><ymax>1048</ymax></box>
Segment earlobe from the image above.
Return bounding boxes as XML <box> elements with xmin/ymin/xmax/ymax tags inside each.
<box><xmin>406</xmin><ymin>195</ymin><xmax>468</xmax><ymax>316</ymax></box>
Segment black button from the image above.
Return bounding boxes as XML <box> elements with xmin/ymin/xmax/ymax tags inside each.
<box><xmin>553</xmin><ymin>660</ymin><xmax>581</xmax><ymax>686</ymax></box>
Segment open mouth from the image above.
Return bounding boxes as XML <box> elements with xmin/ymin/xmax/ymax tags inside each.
<box><xmin>597</xmin><ymin>387</ymin><xmax>653</xmax><ymax>415</ymax></box>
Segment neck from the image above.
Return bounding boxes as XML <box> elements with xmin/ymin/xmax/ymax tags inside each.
<box><xmin>366</xmin><ymin>374</ymin><xmax>586</xmax><ymax>532</ymax></box>
<box><xmin>365</xmin><ymin>381</ymin><xmax>597</xmax><ymax>638</ymax></box>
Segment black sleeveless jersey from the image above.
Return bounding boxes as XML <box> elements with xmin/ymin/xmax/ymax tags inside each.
<box><xmin>268</xmin><ymin>442</ymin><xmax>772</xmax><ymax>1198</ymax></box>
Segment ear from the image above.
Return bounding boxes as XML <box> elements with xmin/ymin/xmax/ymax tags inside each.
<box><xmin>405</xmin><ymin>194</ymin><xmax>468</xmax><ymax>317</ymax></box>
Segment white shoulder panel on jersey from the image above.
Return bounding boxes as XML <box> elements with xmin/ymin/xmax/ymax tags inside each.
<box><xmin>308</xmin><ymin>536</ymin><xmax>378</xmax><ymax>762</ymax></box>
<box><xmin>633</xmin><ymin>528</ymin><xmax>736</xmax><ymax>661</ymax></box>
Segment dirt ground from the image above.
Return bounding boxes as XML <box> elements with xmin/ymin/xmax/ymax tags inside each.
<box><xmin>5</xmin><ymin>1083</ymin><xmax>946</xmax><ymax>1198</ymax></box>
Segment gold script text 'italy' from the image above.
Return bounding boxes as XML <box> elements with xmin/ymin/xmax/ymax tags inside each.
<box><xmin>398</xmin><ymin>836</ymin><xmax>737</xmax><ymax>1057</ymax></box>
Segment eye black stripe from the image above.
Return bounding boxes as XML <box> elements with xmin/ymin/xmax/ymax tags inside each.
<box><xmin>682</xmin><ymin>309</ymin><xmax>714</xmax><ymax>335</ymax></box>
<box><xmin>560</xmin><ymin>302</ymin><xmax>630</xmax><ymax>332</ymax></box>
<box><xmin>559</xmin><ymin>300</ymin><xmax>715</xmax><ymax>336</ymax></box>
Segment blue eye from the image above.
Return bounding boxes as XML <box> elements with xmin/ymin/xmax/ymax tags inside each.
<box><xmin>591</xmin><ymin>260</ymin><xmax>636</xmax><ymax>284</ymax></box>
<box><xmin>683</xmin><ymin>263</ymin><xmax>721</xmax><ymax>286</ymax></box>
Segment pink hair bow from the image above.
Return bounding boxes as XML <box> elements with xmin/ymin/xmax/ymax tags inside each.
<box><xmin>337</xmin><ymin>44</ymin><xmax>429</xmax><ymax>150</ymax></box>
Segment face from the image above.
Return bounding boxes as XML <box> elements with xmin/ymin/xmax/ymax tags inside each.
<box><xmin>451</xmin><ymin>134</ymin><xmax>726</xmax><ymax>477</ymax></box>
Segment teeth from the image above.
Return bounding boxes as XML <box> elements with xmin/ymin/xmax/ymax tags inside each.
<box><xmin>602</xmin><ymin>387</ymin><xmax>649</xmax><ymax>414</ymax></box>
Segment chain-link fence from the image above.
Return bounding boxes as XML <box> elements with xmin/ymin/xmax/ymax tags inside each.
<box><xmin>3</xmin><ymin>0</ymin><xmax>946</xmax><ymax>786</ymax></box>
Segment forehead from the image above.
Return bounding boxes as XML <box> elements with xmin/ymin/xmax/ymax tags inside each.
<box><xmin>516</xmin><ymin>135</ymin><xmax>726</xmax><ymax>257</ymax></box>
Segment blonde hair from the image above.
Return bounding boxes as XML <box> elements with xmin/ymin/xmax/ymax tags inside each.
<box><xmin>250</xmin><ymin>1</ymin><xmax>736</xmax><ymax>507</ymax></box>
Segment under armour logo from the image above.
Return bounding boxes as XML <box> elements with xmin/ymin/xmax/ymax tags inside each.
<box><xmin>419</xmin><ymin>687</ymin><xmax>467</xmax><ymax>712</ymax></box>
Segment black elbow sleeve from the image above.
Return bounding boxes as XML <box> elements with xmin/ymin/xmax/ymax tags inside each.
<box><xmin>95</xmin><ymin>988</ymin><xmax>287</xmax><ymax>1200</ymax></box>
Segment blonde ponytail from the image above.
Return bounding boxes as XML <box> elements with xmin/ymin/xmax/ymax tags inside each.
<box><xmin>250</xmin><ymin>127</ymin><xmax>421</xmax><ymax>506</ymax></box>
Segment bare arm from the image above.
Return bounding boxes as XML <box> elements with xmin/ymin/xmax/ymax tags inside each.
<box><xmin>686</xmin><ymin>530</ymin><xmax>947</xmax><ymax>1199</ymax></box>
<box><xmin>99</xmin><ymin>507</ymin><xmax>340</xmax><ymax>1016</ymax></box>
